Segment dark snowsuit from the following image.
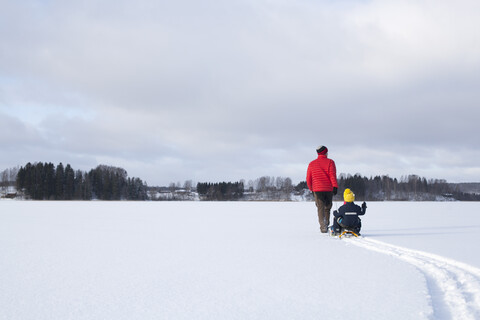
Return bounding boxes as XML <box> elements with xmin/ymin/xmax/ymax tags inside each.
<box><xmin>332</xmin><ymin>202</ymin><xmax>366</xmax><ymax>234</ymax></box>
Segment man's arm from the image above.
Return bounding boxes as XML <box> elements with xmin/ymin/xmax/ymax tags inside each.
<box><xmin>306</xmin><ymin>164</ymin><xmax>313</xmax><ymax>191</ymax></box>
<box><xmin>329</xmin><ymin>160</ymin><xmax>338</xmax><ymax>188</ymax></box>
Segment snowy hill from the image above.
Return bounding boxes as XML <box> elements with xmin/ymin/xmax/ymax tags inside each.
<box><xmin>1</xmin><ymin>201</ymin><xmax>479</xmax><ymax>319</ymax></box>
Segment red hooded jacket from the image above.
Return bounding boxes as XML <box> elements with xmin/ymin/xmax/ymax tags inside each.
<box><xmin>306</xmin><ymin>154</ymin><xmax>338</xmax><ymax>192</ymax></box>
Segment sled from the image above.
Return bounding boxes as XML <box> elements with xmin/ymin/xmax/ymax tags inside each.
<box><xmin>339</xmin><ymin>229</ymin><xmax>359</xmax><ymax>238</ymax></box>
<box><xmin>329</xmin><ymin>227</ymin><xmax>360</xmax><ymax>238</ymax></box>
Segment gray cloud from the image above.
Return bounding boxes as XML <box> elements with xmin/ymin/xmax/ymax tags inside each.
<box><xmin>1</xmin><ymin>0</ymin><xmax>480</xmax><ymax>184</ymax></box>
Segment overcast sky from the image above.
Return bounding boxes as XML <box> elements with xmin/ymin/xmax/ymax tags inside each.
<box><xmin>1</xmin><ymin>0</ymin><xmax>480</xmax><ymax>186</ymax></box>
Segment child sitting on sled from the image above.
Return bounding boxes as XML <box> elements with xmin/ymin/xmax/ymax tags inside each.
<box><xmin>331</xmin><ymin>189</ymin><xmax>367</xmax><ymax>236</ymax></box>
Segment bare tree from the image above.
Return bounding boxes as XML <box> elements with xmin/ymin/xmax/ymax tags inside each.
<box><xmin>275</xmin><ymin>177</ymin><xmax>284</xmax><ymax>191</ymax></box>
<box><xmin>183</xmin><ymin>180</ymin><xmax>193</xmax><ymax>192</ymax></box>
<box><xmin>1</xmin><ymin>169</ymin><xmax>8</xmax><ymax>194</ymax></box>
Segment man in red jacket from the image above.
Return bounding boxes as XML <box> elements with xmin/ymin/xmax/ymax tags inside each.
<box><xmin>306</xmin><ymin>146</ymin><xmax>338</xmax><ymax>233</ymax></box>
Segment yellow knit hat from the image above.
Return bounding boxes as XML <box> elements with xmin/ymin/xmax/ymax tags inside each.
<box><xmin>344</xmin><ymin>188</ymin><xmax>355</xmax><ymax>202</ymax></box>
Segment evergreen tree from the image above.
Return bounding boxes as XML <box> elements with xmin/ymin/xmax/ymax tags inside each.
<box><xmin>33</xmin><ymin>162</ymin><xmax>45</xmax><ymax>200</ymax></box>
<box><xmin>55</xmin><ymin>163</ymin><xmax>65</xmax><ymax>200</ymax></box>
<box><xmin>45</xmin><ymin>163</ymin><xmax>56</xmax><ymax>200</ymax></box>
<box><xmin>64</xmin><ymin>164</ymin><xmax>75</xmax><ymax>200</ymax></box>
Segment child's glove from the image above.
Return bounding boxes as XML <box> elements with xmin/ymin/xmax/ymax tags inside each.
<box><xmin>362</xmin><ymin>202</ymin><xmax>367</xmax><ymax>210</ymax></box>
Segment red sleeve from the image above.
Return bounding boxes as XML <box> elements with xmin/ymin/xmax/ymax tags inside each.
<box><xmin>306</xmin><ymin>163</ymin><xmax>313</xmax><ymax>191</ymax></box>
<box><xmin>330</xmin><ymin>160</ymin><xmax>338</xmax><ymax>188</ymax></box>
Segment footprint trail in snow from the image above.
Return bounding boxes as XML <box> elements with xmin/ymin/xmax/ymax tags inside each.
<box><xmin>345</xmin><ymin>237</ymin><xmax>480</xmax><ymax>320</ymax></box>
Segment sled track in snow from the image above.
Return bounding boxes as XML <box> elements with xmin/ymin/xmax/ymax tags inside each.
<box><xmin>346</xmin><ymin>237</ymin><xmax>480</xmax><ymax>320</ymax></box>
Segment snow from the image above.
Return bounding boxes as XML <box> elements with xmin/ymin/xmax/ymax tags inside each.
<box><xmin>1</xmin><ymin>201</ymin><xmax>480</xmax><ymax>320</ymax></box>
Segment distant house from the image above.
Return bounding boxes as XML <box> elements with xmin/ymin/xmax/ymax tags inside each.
<box><xmin>5</xmin><ymin>192</ymin><xmax>17</xmax><ymax>199</ymax></box>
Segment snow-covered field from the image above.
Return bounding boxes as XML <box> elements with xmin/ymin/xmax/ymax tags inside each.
<box><xmin>1</xmin><ymin>201</ymin><xmax>480</xmax><ymax>320</ymax></box>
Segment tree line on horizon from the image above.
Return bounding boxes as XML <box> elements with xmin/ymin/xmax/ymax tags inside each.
<box><xmin>335</xmin><ymin>173</ymin><xmax>463</xmax><ymax>201</ymax></box>
<box><xmin>294</xmin><ymin>173</ymin><xmax>479</xmax><ymax>201</ymax></box>
<box><xmin>192</xmin><ymin>174</ymin><xmax>479</xmax><ymax>201</ymax></box>
<box><xmin>15</xmin><ymin>162</ymin><xmax>148</xmax><ymax>200</ymax></box>
<box><xmin>196</xmin><ymin>182</ymin><xmax>245</xmax><ymax>200</ymax></box>
<box><xmin>3</xmin><ymin>163</ymin><xmax>479</xmax><ymax>201</ymax></box>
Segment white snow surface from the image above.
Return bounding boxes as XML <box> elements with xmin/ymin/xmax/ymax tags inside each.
<box><xmin>1</xmin><ymin>201</ymin><xmax>480</xmax><ymax>320</ymax></box>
